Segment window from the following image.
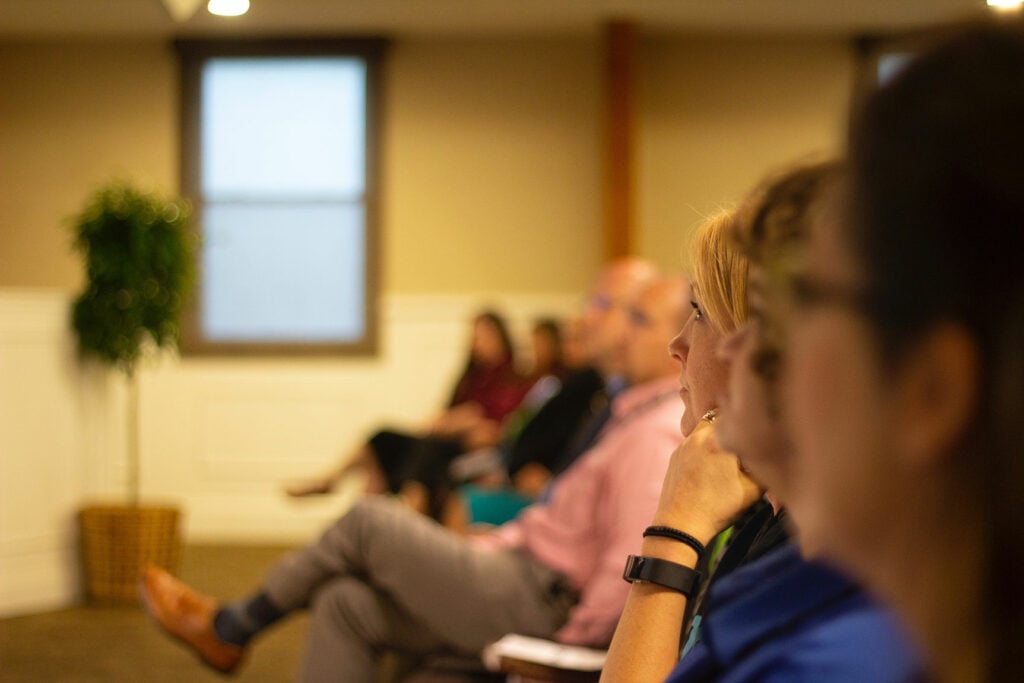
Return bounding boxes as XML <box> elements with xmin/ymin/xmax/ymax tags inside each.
<box><xmin>176</xmin><ymin>39</ymin><xmax>386</xmax><ymax>355</ymax></box>
<box><xmin>853</xmin><ymin>32</ymin><xmax>931</xmax><ymax>106</ymax></box>
<box><xmin>876</xmin><ymin>52</ymin><xmax>913</xmax><ymax>86</ymax></box>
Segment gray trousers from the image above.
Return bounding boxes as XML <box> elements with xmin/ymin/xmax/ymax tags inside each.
<box><xmin>262</xmin><ymin>496</ymin><xmax>575</xmax><ymax>682</ymax></box>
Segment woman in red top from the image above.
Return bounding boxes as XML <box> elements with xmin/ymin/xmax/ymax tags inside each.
<box><xmin>429</xmin><ymin>310</ymin><xmax>530</xmax><ymax>444</ymax></box>
<box><xmin>287</xmin><ymin>310</ymin><xmax>531</xmax><ymax>516</ymax></box>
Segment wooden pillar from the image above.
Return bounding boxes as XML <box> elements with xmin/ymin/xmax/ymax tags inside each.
<box><xmin>602</xmin><ymin>20</ymin><xmax>636</xmax><ymax>261</ymax></box>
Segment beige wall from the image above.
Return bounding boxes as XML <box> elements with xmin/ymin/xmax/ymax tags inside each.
<box><xmin>0</xmin><ymin>34</ymin><xmax>854</xmax><ymax>293</ymax></box>
<box><xmin>385</xmin><ymin>37</ymin><xmax>602</xmax><ymax>293</ymax></box>
<box><xmin>0</xmin><ymin>32</ymin><xmax>857</xmax><ymax>613</ymax></box>
<box><xmin>0</xmin><ymin>41</ymin><xmax>179</xmax><ymax>289</ymax></box>
<box><xmin>638</xmin><ymin>35</ymin><xmax>855</xmax><ymax>272</ymax></box>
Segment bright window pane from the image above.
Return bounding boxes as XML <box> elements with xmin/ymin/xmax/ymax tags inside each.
<box><xmin>878</xmin><ymin>52</ymin><xmax>913</xmax><ymax>86</ymax></box>
<box><xmin>201</xmin><ymin>57</ymin><xmax>366</xmax><ymax>198</ymax></box>
<box><xmin>201</xmin><ymin>203</ymin><xmax>366</xmax><ymax>342</ymax></box>
<box><xmin>184</xmin><ymin>45</ymin><xmax>379</xmax><ymax>352</ymax></box>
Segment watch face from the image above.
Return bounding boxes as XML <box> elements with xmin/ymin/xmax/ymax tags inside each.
<box><xmin>623</xmin><ymin>554</ymin><xmax>645</xmax><ymax>581</ymax></box>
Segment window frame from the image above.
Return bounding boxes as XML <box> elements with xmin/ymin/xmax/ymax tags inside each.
<box><xmin>176</xmin><ymin>37</ymin><xmax>387</xmax><ymax>356</ymax></box>
<box><xmin>851</xmin><ymin>27</ymin><xmax>953</xmax><ymax>113</ymax></box>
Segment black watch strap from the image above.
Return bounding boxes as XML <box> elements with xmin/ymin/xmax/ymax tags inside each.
<box><xmin>622</xmin><ymin>555</ymin><xmax>701</xmax><ymax>596</ymax></box>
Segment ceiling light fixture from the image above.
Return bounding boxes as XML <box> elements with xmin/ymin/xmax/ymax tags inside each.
<box><xmin>987</xmin><ymin>0</ymin><xmax>1023</xmax><ymax>11</ymax></box>
<box><xmin>161</xmin><ymin>0</ymin><xmax>204</xmax><ymax>22</ymax></box>
<box><xmin>208</xmin><ymin>0</ymin><xmax>250</xmax><ymax>17</ymax></box>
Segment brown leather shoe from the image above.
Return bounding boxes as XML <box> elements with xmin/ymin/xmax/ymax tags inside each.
<box><xmin>139</xmin><ymin>566</ymin><xmax>244</xmax><ymax>674</ymax></box>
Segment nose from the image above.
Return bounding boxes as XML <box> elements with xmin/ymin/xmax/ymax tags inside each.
<box><xmin>668</xmin><ymin>315</ymin><xmax>693</xmax><ymax>365</ymax></box>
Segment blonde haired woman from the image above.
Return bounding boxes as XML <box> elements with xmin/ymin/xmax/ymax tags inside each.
<box><xmin>603</xmin><ymin>166</ymin><xmax>923</xmax><ymax>682</ymax></box>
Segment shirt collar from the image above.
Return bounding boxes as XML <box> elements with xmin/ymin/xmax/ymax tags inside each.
<box><xmin>611</xmin><ymin>375</ymin><xmax>679</xmax><ymax>419</ymax></box>
<box><xmin>702</xmin><ymin>544</ymin><xmax>859</xmax><ymax>665</ymax></box>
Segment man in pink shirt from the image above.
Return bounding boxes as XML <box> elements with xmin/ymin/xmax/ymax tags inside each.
<box><xmin>140</xmin><ymin>267</ymin><xmax>685</xmax><ymax>682</ymax></box>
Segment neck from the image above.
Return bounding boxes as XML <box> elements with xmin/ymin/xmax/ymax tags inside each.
<box><xmin>871</xmin><ymin>476</ymin><xmax>989</xmax><ymax>682</ymax></box>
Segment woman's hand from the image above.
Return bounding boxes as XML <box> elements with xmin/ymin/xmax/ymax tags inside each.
<box><xmin>651</xmin><ymin>420</ymin><xmax>763</xmax><ymax>544</ymax></box>
<box><xmin>429</xmin><ymin>402</ymin><xmax>485</xmax><ymax>437</ymax></box>
<box><xmin>512</xmin><ymin>462</ymin><xmax>553</xmax><ymax>497</ymax></box>
<box><xmin>462</xmin><ymin>419</ymin><xmax>501</xmax><ymax>450</ymax></box>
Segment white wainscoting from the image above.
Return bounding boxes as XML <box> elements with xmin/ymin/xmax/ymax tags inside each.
<box><xmin>0</xmin><ymin>290</ymin><xmax>89</xmax><ymax>616</ymax></box>
<box><xmin>0</xmin><ymin>288</ymin><xmax>577</xmax><ymax>616</ymax></box>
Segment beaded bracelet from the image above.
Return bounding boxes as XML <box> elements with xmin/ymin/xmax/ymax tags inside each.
<box><xmin>642</xmin><ymin>525</ymin><xmax>706</xmax><ymax>558</ymax></box>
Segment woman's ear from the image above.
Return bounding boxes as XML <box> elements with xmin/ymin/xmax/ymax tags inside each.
<box><xmin>894</xmin><ymin>323</ymin><xmax>979</xmax><ymax>468</ymax></box>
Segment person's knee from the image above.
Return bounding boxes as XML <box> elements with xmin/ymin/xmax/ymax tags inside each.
<box><xmin>325</xmin><ymin>494</ymin><xmax>387</xmax><ymax>539</ymax></box>
<box><xmin>309</xmin><ymin>576</ymin><xmax>384</xmax><ymax>644</ymax></box>
<box><xmin>341</xmin><ymin>493</ymin><xmax>408</xmax><ymax>538</ymax></box>
<box><xmin>301</xmin><ymin>577</ymin><xmax>384</xmax><ymax>682</ymax></box>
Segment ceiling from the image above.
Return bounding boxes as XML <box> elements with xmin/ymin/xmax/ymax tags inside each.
<box><xmin>0</xmin><ymin>0</ymin><xmax>1007</xmax><ymax>40</ymax></box>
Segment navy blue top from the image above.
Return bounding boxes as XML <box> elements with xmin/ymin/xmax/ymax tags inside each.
<box><xmin>665</xmin><ymin>544</ymin><xmax>928</xmax><ymax>682</ymax></box>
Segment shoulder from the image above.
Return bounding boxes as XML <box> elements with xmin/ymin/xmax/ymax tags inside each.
<box><xmin>696</xmin><ymin>550</ymin><xmax>925</xmax><ymax>683</ymax></box>
<box><xmin>731</xmin><ymin>588</ymin><xmax>923</xmax><ymax>683</ymax></box>
<box><xmin>766</xmin><ymin>597</ymin><xmax>923</xmax><ymax>681</ymax></box>
<box><xmin>562</xmin><ymin>366</ymin><xmax>604</xmax><ymax>392</ymax></box>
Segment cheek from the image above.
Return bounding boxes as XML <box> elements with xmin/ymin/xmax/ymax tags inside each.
<box><xmin>681</xmin><ymin>352</ymin><xmax>727</xmax><ymax>436</ymax></box>
<box><xmin>783</xmin><ymin>320</ymin><xmax>889</xmax><ymax>562</ymax></box>
<box><xmin>677</xmin><ymin>327</ymin><xmax>727</xmax><ymax>435</ymax></box>
<box><xmin>602</xmin><ymin>316</ymin><xmax>628</xmax><ymax>348</ymax></box>
<box><xmin>632</xmin><ymin>330</ymin><xmax>654</xmax><ymax>357</ymax></box>
<box><xmin>689</xmin><ymin>351</ymin><xmax>728</xmax><ymax>412</ymax></box>
<box><xmin>723</xmin><ymin>371</ymin><xmax>788</xmax><ymax>493</ymax></box>
<box><xmin>728</xmin><ymin>342</ymin><xmax>761</xmax><ymax>420</ymax></box>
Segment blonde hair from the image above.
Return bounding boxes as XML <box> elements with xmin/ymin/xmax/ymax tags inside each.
<box><xmin>689</xmin><ymin>209</ymin><xmax>749</xmax><ymax>334</ymax></box>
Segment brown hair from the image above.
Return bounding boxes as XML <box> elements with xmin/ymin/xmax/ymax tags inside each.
<box><xmin>848</xmin><ymin>22</ymin><xmax>1024</xmax><ymax>678</ymax></box>
<box><xmin>730</xmin><ymin>160</ymin><xmax>842</xmax><ymax>382</ymax></box>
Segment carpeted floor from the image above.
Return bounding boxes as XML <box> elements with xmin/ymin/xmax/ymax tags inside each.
<box><xmin>0</xmin><ymin>545</ymin><xmax>309</xmax><ymax>682</ymax></box>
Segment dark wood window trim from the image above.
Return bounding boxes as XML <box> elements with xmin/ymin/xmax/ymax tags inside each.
<box><xmin>851</xmin><ymin>25</ymin><xmax>965</xmax><ymax>116</ymax></box>
<box><xmin>176</xmin><ymin>37</ymin><xmax>388</xmax><ymax>357</ymax></box>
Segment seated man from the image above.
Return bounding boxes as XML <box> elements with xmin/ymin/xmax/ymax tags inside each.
<box><xmin>140</xmin><ymin>270</ymin><xmax>687</xmax><ymax>682</ymax></box>
<box><xmin>444</xmin><ymin>310</ymin><xmax>633</xmax><ymax>531</ymax></box>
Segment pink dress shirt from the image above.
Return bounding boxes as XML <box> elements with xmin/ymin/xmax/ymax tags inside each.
<box><xmin>473</xmin><ymin>375</ymin><xmax>683</xmax><ymax>646</ymax></box>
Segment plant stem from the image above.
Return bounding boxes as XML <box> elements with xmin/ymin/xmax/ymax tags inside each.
<box><xmin>126</xmin><ymin>365</ymin><xmax>140</xmax><ymax>507</ymax></box>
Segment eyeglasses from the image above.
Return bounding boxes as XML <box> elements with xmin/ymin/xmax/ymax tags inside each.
<box><xmin>628</xmin><ymin>307</ymin><xmax>652</xmax><ymax>328</ymax></box>
<box><xmin>588</xmin><ymin>293</ymin><xmax>635</xmax><ymax>317</ymax></box>
<box><xmin>587</xmin><ymin>293</ymin><xmax>608</xmax><ymax>310</ymax></box>
<box><xmin>787</xmin><ymin>273</ymin><xmax>875</xmax><ymax>314</ymax></box>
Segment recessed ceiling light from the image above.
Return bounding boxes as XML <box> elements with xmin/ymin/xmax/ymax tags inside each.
<box><xmin>208</xmin><ymin>0</ymin><xmax>249</xmax><ymax>17</ymax></box>
<box><xmin>987</xmin><ymin>0</ymin><xmax>1023</xmax><ymax>11</ymax></box>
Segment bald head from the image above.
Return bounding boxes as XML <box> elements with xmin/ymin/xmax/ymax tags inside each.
<box><xmin>624</xmin><ymin>276</ymin><xmax>688</xmax><ymax>385</ymax></box>
<box><xmin>598</xmin><ymin>257</ymin><xmax>660</xmax><ymax>304</ymax></box>
<box><xmin>581</xmin><ymin>257</ymin><xmax>660</xmax><ymax>376</ymax></box>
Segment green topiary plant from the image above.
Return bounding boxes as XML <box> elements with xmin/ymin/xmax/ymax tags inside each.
<box><xmin>71</xmin><ymin>180</ymin><xmax>195</xmax><ymax>505</ymax></box>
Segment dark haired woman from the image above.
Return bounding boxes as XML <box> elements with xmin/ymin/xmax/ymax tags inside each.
<box><xmin>782</xmin><ymin>22</ymin><xmax>1024</xmax><ymax>681</ymax></box>
<box><xmin>286</xmin><ymin>310</ymin><xmax>530</xmax><ymax>515</ymax></box>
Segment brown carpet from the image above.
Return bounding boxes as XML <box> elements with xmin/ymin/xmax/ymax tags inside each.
<box><xmin>0</xmin><ymin>545</ymin><xmax>309</xmax><ymax>682</ymax></box>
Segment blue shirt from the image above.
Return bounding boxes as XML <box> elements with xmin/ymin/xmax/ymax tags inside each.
<box><xmin>665</xmin><ymin>544</ymin><xmax>927</xmax><ymax>682</ymax></box>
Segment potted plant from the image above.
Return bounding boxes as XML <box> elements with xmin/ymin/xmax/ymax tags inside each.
<box><xmin>70</xmin><ymin>179</ymin><xmax>195</xmax><ymax>602</ymax></box>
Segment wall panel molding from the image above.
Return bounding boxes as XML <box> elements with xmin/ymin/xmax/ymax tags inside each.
<box><xmin>0</xmin><ymin>290</ymin><xmax>87</xmax><ymax>616</ymax></box>
<box><xmin>0</xmin><ymin>286</ymin><xmax>581</xmax><ymax>613</ymax></box>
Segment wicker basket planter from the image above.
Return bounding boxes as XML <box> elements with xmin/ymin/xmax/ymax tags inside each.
<box><xmin>79</xmin><ymin>504</ymin><xmax>181</xmax><ymax>603</ymax></box>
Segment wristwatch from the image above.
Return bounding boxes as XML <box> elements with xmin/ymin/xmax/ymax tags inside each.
<box><xmin>622</xmin><ymin>555</ymin><xmax>701</xmax><ymax>596</ymax></box>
